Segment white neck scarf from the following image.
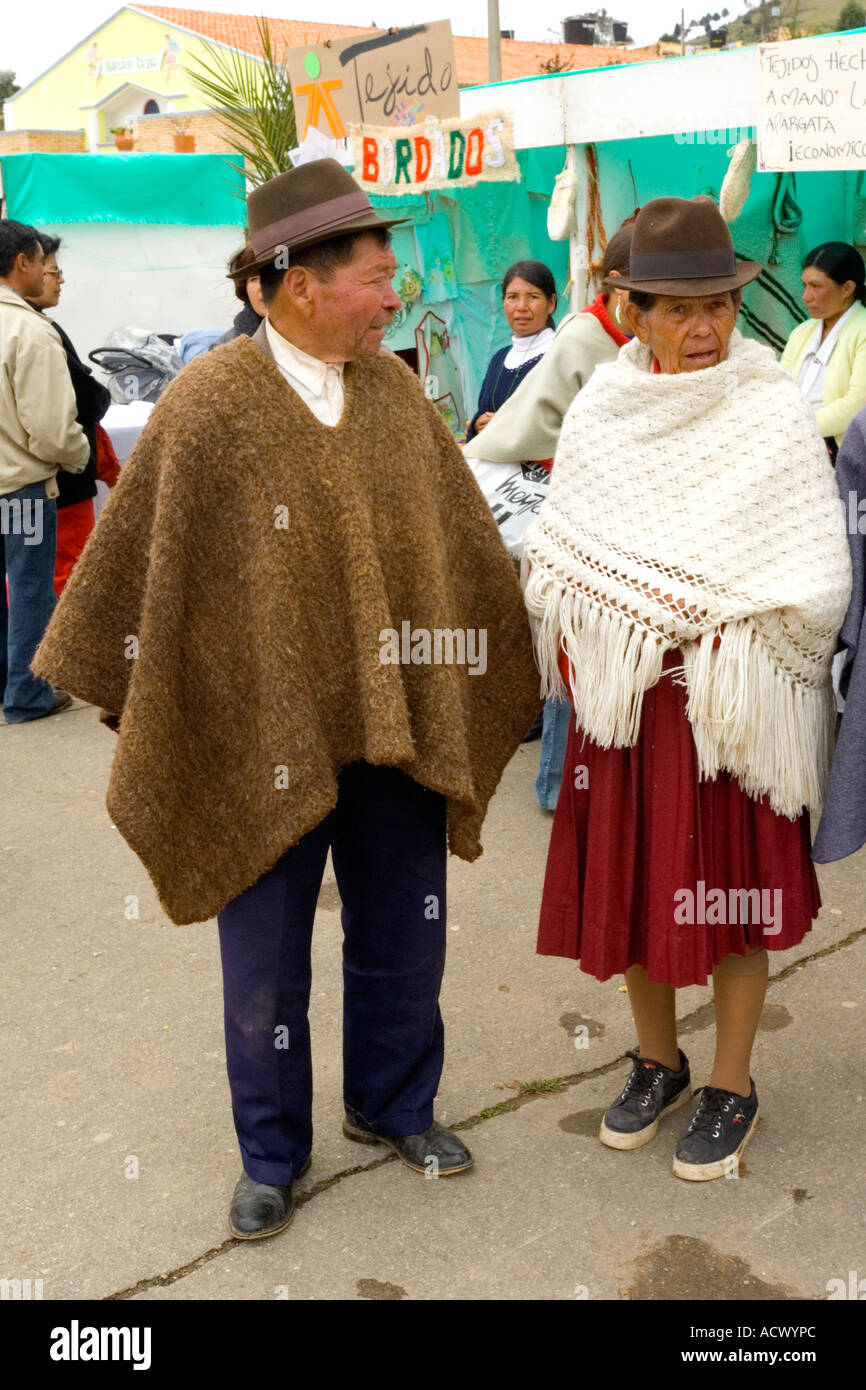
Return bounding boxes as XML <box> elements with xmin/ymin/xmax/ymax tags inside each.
<box><xmin>523</xmin><ymin>330</ymin><xmax>852</xmax><ymax>817</ymax></box>
<box><xmin>503</xmin><ymin>326</ymin><xmax>554</xmax><ymax>369</ymax></box>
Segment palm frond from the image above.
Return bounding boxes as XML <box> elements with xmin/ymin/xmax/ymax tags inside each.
<box><xmin>184</xmin><ymin>15</ymin><xmax>298</xmax><ymax>187</ymax></box>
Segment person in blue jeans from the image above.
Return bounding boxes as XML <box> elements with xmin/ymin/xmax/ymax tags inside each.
<box><xmin>1</xmin><ymin>482</ymin><xmax>61</xmax><ymax>721</ymax></box>
<box><xmin>0</xmin><ymin>219</ymin><xmax>89</xmax><ymax>722</ymax></box>
<box><xmin>535</xmin><ymin>697</ymin><xmax>573</xmax><ymax>810</ymax></box>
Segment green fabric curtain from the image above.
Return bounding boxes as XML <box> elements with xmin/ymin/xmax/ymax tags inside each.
<box><xmin>0</xmin><ymin>153</ymin><xmax>246</xmax><ymax>226</ymax></box>
<box><xmin>368</xmin><ymin>146</ymin><xmax>568</xmax><ymax>285</ymax></box>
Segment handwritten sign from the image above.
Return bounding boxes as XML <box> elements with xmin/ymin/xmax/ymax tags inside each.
<box><xmin>285</xmin><ymin>21</ymin><xmax>458</xmax><ymax>139</ymax></box>
<box><xmin>352</xmin><ymin>110</ymin><xmax>519</xmax><ymax>194</ymax></box>
<box><xmin>758</xmin><ymin>34</ymin><xmax>866</xmax><ymax>171</ymax></box>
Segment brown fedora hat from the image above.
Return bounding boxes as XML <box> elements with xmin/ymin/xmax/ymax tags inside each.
<box><xmin>228</xmin><ymin>158</ymin><xmax>409</xmax><ymax>279</ymax></box>
<box><xmin>604</xmin><ymin>196</ymin><xmax>761</xmax><ymax>296</ymax></box>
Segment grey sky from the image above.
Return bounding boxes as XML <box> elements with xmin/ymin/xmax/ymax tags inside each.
<box><xmin>5</xmin><ymin>2</ymin><xmax>702</xmax><ymax>88</ymax></box>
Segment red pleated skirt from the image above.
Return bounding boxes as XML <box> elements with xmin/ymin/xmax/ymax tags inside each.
<box><xmin>537</xmin><ymin>653</ymin><xmax>820</xmax><ymax>987</ymax></box>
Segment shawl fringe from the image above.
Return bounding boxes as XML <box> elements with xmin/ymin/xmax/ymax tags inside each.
<box><xmin>525</xmin><ymin>563</ymin><xmax>835</xmax><ymax>818</ymax></box>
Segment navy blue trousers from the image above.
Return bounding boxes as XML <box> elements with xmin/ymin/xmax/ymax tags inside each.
<box><xmin>217</xmin><ymin>762</ymin><xmax>447</xmax><ymax>1186</ymax></box>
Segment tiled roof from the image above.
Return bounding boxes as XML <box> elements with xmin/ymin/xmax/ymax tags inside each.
<box><xmin>133</xmin><ymin>6</ymin><xmax>661</xmax><ymax>84</ymax></box>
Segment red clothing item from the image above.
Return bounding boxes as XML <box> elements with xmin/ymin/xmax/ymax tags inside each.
<box><xmin>581</xmin><ymin>292</ymin><xmax>630</xmax><ymax>348</ymax></box>
<box><xmin>55</xmin><ymin>497</ymin><xmax>95</xmax><ymax>596</ymax></box>
<box><xmin>54</xmin><ymin>425</ymin><xmax>121</xmax><ymax>594</ymax></box>
<box><xmin>539</xmin><ymin>652</ymin><xmax>819</xmax><ymax>987</ymax></box>
<box><xmin>95</xmin><ymin>423</ymin><xmax>121</xmax><ymax>488</ymax></box>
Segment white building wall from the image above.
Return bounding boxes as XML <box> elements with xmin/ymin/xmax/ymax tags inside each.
<box><xmin>37</xmin><ymin>222</ymin><xmax>244</xmax><ymax>363</ymax></box>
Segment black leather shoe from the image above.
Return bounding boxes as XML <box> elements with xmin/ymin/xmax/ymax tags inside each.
<box><xmin>228</xmin><ymin>1156</ymin><xmax>311</xmax><ymax>1240</ymax></box>
<box><xmin>343</xmin><ymin>1118</ymin><xmax>473</xmax><ymax>1175</ymax></box>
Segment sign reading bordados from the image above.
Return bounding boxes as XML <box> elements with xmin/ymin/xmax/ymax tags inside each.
<box><xmin>758</xmin><ymin>34</ymin><xmax>866</xmax><ymax>171</ymax></box>
<box><xmin>285</xmin><ymin>20</ymin><xmax>458</xmax><ymax>139</ymax></box>
<box><xmin>352</xmin><ymin>110</ymin><xmax>519</xmax><ymax>193</ymax></box>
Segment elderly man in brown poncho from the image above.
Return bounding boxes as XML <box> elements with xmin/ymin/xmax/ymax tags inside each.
<box><xmin>33</xmin><ymin>159</ymin><xmax>542</xmax><ymax>1240</ymax></box>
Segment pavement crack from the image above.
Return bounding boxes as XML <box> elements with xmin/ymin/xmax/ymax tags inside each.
<box><xmin>104</xmin><ymin>1153</ymin><xmax>398</xmax><ymax>1300</ymax></box>
<box><xmin>103</xmin><ymin>922</ymin><xmax>865</xmax><ymax>1300</ymax></box>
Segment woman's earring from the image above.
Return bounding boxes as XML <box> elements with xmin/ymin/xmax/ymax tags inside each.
<box><xmin>614</xmin><ymin>299</ymin><xmax>623</xmax><ymax>325</ymax></box>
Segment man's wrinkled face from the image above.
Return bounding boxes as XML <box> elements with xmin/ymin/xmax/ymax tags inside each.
<box><xmin>626</xmin><ymin>292</ymin><xmax>738</xmax><ymax>374</ymax></box>
<box><xmin>304</xmin><ymin>234</ymin><xmax>401</xmax><ymax>361</ymax></box>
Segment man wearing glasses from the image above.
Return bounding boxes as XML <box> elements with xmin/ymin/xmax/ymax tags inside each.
<box><xmin>27</xmin><ymin>235</ymin><xmax>111</xmax><ymax>595</ymax></box>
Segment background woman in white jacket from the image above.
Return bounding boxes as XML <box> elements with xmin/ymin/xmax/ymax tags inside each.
<box><xmin>464</xmin><ymin>222</ymin><xmax>634</xmax><ymax>811</ymax></box>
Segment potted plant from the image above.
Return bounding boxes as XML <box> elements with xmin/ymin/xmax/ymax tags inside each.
<box><xmin>172</xmin><ymin>126</ymin><xmax>196</xmax><ymax>153</ymax></box>
<box><xmin>110</xmin><ymin>125</ymin><xmax>136</xmax><ymax>151</ymax></box>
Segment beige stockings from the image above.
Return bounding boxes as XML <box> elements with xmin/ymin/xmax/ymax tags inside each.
<box><xmin>625</xmin><ymin>948</ymin><xmax>769</xmax><ymax>1097</ymax></box>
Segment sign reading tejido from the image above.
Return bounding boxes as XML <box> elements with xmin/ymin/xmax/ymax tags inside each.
<box><xmin>285</xmin><ymin>21</ymin><xmax>459</xmax><ymax>139</ymax></box>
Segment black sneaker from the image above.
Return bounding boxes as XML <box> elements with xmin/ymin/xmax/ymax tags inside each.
<box><xmin>673</xmin><ymin>1081</ymin><xmax>759</xmax><ymax>1181</ymax></box>
<box><xmin>599</xmin><ymin>1048</ymin><xmax>692</xmax><ymax>1151</ymax></box>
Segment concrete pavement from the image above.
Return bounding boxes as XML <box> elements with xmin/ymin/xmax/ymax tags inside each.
<box><xmin>2</xmin><ymin>700</ymin><xmax>864</xmax><ymax>1301</ymax></box>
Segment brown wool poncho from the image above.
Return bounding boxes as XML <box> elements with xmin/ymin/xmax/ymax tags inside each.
<box><xmin>33</xmin><ymin>336</ymin><xmax>542</xmax><ymax>924</ymax></box>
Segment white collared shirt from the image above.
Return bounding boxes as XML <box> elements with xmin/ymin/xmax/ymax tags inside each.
<box><xmin>265</xmin><ymin>318</ymin><xmax>345</xmax><ymax>426</ymax></box>
<box><xmin>796</xmin><ymin>303</ymin><xmax>857</xmax><ymax>411</ymax></box>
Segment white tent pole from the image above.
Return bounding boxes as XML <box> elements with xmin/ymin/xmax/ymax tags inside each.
<box><xmin>569</xmin><ymin>144</ymin><xmax>589</xmax><ymax>312</ymax></box>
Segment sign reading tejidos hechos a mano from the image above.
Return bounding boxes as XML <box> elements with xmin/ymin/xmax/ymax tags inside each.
<box><xmin>758</xmin><ymin>32</ymin><xmax>866</xmax><ymax>171</ymax></box>
<box><xmin>284</xmin><ymin>21</ymin><xmax>459</xmax><ymax>139</ymax></box>
<box><xmin>352</xmin><ymin>111</ymin><xmax>520</xmax><ymax>194</ymax></box>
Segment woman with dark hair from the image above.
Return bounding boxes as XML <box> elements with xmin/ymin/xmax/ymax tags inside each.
<box><xmin>781</xmin><ymin>241</ymin><xmax>866</xmax><ymax>452</ymax></box>
<box><xmin>211</xmin><ymin>243</ymin><xmax>266</xmax><ymax>347</ymax></box>
<box><xmin>524</xmin><ymin>197</ymin><xmax>851</xmax><ymax>1182</ymax></box>
<box><xmin>26</xmin><ymin>233</ymin><xmax>114</xmax><ymax>595</ymax></box>
<box><xmin>465</xmin><ymin>222</ymin><xmax>633</xmax><ymax>466</ymax></box>
<box><xmin>465</xmin><ymin>260</ymin><xmax>557</xmax><ymax>440</ymax></box>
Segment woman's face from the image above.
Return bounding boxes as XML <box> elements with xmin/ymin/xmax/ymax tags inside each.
<box><xmin>625</xmin><ymin>292</ymin><xmax>738</xmax><ymax>373</ymax></box>
<box><xmin>503</xmin><ymin>275</ymin><xmax>555</xmax><ymax>337</ymax></box>
<box><xmin>246</xmin><ymin>274</ymin><xmax>266</xmax><ymax>318</ymax></box>
<box><xmin>33</xmin><ymin>251</ymin><xmax>63</xmax><ymax>309</ymax></box>
<box><xmin>801</xmin><ymin>265</ymin><xmax>856</xmax><ymax>321</ymax></box>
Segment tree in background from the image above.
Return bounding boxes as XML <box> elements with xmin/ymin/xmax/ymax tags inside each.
<box><xmin>839</xmin><ymin>2</ymin><xmax>866</xmax><ymax>30</ymax></box>
<box><xmin>0</xmin><ymin>70</ymin><xmax>19</xmax><ymax>131</ymax></box>
<box><xmin>185</xmin><ymin>17</ymin><xmax>297</xmax><ymax>187</ymax></box>
<box><xmin>735</xmin><ymin>2</ymin><xmax>811</xmax><ymax>40</ymax></box>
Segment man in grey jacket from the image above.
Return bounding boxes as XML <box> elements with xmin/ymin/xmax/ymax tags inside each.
<box><xmin>0</xmin><ymin>219</ymin><xmax>89</xmax><ymax>722</ymax></box>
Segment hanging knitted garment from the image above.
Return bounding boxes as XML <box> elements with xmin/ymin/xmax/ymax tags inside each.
<box><xmin>523</xmin><ymin>330</ymin><xmax>853</xmax><ymax>819</ymax></box>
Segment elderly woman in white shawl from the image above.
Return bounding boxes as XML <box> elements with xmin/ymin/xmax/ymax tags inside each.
<box><xmin>523</xmin><ymin>196</ymin><xmax>851</xmax><ymax>1182</ymax></box>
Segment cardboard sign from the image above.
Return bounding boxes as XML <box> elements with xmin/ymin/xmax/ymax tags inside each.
<box><xmin>285</xmin><ymin>20</ymin><xmax>459</xmax><ymax>139</ymax></box>
<box><xmin>352</xmin><ymin>111</ymin><xmax>520</xmax><ymax>194</ymax></box>
<box><xmin>758</xmin><ymin>34</ymin><xmax>866</xmax><ymax>171</ymax></box>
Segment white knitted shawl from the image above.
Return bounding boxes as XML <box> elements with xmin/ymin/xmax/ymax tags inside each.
<box><xmin>523</xmin><ymin>330</ymin><xmax>853</xmax><ymax>818</ymax></box>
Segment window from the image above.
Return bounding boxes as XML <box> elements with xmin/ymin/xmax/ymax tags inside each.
<box><xmin>143</xmin><ymin>99</ymin><xmax>160</xmax><ymax>115</ymax></box>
